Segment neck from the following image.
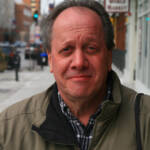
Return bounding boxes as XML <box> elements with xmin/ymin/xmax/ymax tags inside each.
<box><xmin>60</xmin><ymin>86</ymin><xmax>106</xmax><ymax>126</ymax></box>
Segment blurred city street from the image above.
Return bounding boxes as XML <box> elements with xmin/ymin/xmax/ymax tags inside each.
<box><xmin>0</xmin><ymin>57</ymin><xmax>55</xmax><ymax>112</ymax></box>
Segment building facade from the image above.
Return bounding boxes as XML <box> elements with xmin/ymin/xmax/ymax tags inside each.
<box><xmin>24</xmin><ymin>0</ymin><xmax>30</xmax><ymax>5</ymax></box>
<box><xmin>124</xmin><ymin>0</ymin><xmax>137</xmax><ymax>86</ymax></box>
<box><xmin>136</xmin><ymin>0</ymin><xmax>150</xmax><ymax>92</ymax></box>
<box><xmin>0</xmin><ymin>0</ymin><xmax>15</xmax><ymax>42</ymax></box>
<box><xmin>30</xmin><ymin>0</ymin><xmax>40</xmax><ymax>15</ymax></box>
<box><xmin>102</xmin><ymin>0</ymin><xmax>127</xmax><ymax>71</ymax></box>
<box><xmin>15</xmin><ymin>3</ymin><xmax>32</xmax><ymax>41</ymax></box>
<box><xmin>118</xmin><ymin>0</ymin><xmax>150</xmax><ymax>94</ymax></box>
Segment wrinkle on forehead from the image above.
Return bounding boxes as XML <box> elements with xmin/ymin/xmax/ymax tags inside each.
<box><xmin>66</xmin><ymin>25</ymin><xmax>100</xmax><ymax>33</ymax></box>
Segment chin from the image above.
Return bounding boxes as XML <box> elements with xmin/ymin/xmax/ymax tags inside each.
<box><xmin>68</xmin><ymin>90</ymin><xmax>92</xmax><ymax>99</ymax></box>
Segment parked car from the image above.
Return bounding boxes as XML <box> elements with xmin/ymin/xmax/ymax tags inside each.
<box><xmin>25</xmin><ymin>43</ymin><xmax>37</xmax><ymax>59</ymax></box>
<box><xmin>13</xmin><ymin>41</ymin><xmax>27</xmax><ymax>48</ymax></box>
<box><xmin>0</xmin><ymin>49</ymin><xmax>7</xmax><ymax>72</ymax></box>
<box><xmin>0</xmin><ymin>42</ymin><xmax>16</xmax><ymax>70</ymax></box>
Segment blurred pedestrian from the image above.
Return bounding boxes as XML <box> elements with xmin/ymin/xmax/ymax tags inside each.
<box><xmin>13</xmin><ymin>50</ymin><xmax>21</xmax><ymax>81</ymax></box>
<box><xmin>0</xmin><ymin>0</ymin><xmax>150</xmax><ymax>150</ymax></box>
<box><xmin>40</xmin><ymin>51</ymin><xmax>47</xmax><ymax>70</ymax></box>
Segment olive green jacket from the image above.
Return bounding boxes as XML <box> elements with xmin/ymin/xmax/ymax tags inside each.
<box><xmin>0</xmin><ymin>71</ymin><xmax>150</xmax><ymax>150</ymax></box>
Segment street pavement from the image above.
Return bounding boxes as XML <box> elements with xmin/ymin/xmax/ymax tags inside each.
<box><xmin>0</xmin><ymin>66</ymin><xmax>55</xmax><ymax>112</ymax></box>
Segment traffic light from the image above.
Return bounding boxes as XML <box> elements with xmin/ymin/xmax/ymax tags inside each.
<box><xmin>33</xmin><ymin>10</ymin><xmax>39</xmax><ymax>23</ymax></box>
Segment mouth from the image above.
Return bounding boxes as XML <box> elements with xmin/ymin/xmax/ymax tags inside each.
<box><xmin>69</xmin><ymin>75</ymin><xmax>92</xmax><ymax>81</ymax></box>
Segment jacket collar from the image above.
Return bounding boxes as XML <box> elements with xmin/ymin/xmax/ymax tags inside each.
<box><xmin>97</xmin><ymin>70</ymin><xmax>122</xmax><ymax>120</ymax></box>
<box><xmin>32</xmin><ymin>83</ymin><xmax>78</xmax><ymax>145</ymax></box>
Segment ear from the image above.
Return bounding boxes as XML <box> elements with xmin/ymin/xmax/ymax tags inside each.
<box><xmin>107</xmin><ymin>50</ymin><xmax>112</xmax><ymax>71</ymax></box>
<box><xmin>47</xmin><ymin>50</ymin><xmax>53</xmax><ymax>73</ymax></box>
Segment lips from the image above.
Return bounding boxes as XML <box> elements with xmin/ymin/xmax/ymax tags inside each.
<box><xmin>68</xmin><ymin>74</ymin><xmax>92</xmax><ymax>81</ymax></box>
<box><xmin>65</xmin><ymin>70</ymin><xmax>93</xmax><ymax>81</ymax></box>
<box><xmin>70</xmin><ymin>75</ymin><xmax>91</xmax><ymax>78</ymax></box>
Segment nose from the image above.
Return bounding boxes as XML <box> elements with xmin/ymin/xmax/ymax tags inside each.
<box><xmin>71</xmin><ymin>49</ymin><xmax>88</xmax><ymax>70</ymax></box>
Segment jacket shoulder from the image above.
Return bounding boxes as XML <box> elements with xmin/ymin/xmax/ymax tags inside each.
<box><xmin>0</xmin><ymin>86</ymin><xmax>53</xmax><ymax>147</ymax></box>
<box><xmin>140</xmin><ymin>94</ymin><xmax>150</xmax><ymax>114</ymax></box>
<box><xmin>112</xmin><ymin>70</ymin><xmax>137</xmax><ymax>106</ymax></box>
<box><xmin>121</xmin><ymin>84</ymin><xmax>150</xmax><ymax>111</ymax></box>
<box><xmin>0</xmin><ymin>87</ymin><xmax>52</xmax><ymax>121</ymax></box>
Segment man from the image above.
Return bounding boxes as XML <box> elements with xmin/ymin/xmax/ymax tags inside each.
<box><xmin>0</xmin><ymin>0</ymin><xmax>150</xmax><ymax>150</ymax></box>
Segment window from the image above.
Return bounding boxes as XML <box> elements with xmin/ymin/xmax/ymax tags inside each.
<box><xmin>137</xmin><ymin>0</ymin><xmax>150</xmax><ymax>88</ymax></box>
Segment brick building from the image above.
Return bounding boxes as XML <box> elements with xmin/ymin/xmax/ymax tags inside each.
<box><xmin>115</xmin><ymin>13</ymin><xmax>126</xmax><ymax>50</ymax></box>
<box><xmin>101</xmin><ymin>0</ymin><xmax>127</xmax><ymax>72</ymax></box>
<box><xmin>23</xmin><ymin>0</ymin><xmax>40</xmax><ymax>14</ymax></box>
<box><xmin>29</xmin><ymin>0</ymin><xmax>40</xmax><ymax>15</ymax></box>
<box><xmin>24</xmin><ymin>0</ymin><xmax>30</xmax><ymax>5</ymax></box>
<box><xmin>15</xmin><ymin>3</ymin><xmax>32</xmax><ymax>41</ymax></box>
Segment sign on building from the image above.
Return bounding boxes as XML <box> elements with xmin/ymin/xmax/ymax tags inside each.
<box><xmin>104</xmin><ymin>0</ymin><xmax>129</xmax><ymax>13</ymax></box>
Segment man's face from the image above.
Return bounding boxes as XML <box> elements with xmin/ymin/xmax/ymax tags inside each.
<box><xmin>48</xmin><ymin>7</ymin><xmax>112</xmax><ymax>101</ymax></box>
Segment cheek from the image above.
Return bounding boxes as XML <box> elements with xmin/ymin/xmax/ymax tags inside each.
<box><xmin>92</xmin><ymin>55</ymin><xmax>107</xmax><ymax>68</ymax></box>
<box><xmin>91</xmin><ymin>55</ymin><xmax>109</xmax><ymax>76</ymax></box>
<box><xmin>51</xmin><ymin>56</ymin><xmax>70</xmax><ymax>76</ymax></box>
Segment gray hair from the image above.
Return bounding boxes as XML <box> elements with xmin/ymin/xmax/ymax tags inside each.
<box><xmin>41</xmin><ymin>0</ymin><xmax>115</xmax><ymax>52</ymax></box>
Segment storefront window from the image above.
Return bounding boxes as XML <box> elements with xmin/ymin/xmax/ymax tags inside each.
<box><xmin>137</xmin><ymin>0</ymin><xmax>150</xmax><ymax>88</ymax></box>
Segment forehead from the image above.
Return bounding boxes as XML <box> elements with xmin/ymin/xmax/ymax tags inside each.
<box><xmin>52</xmin><ymin>6</ymin><xmax>103</xmax><ymax>32</ymax></box>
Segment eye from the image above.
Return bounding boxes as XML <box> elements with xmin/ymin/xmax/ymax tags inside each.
<box><xmin>63</xmin><ymin>47</ymin><xmax>71</xmax><ymax>52</ymax></box>
<box><xmin>87</xmin><ymin>45</ymin><xmax>98</xmax><ymax>53</ymax></box>
<box><xmin>88</xmin><ymin>46</ymin><xmax>96</xmax><ymax>50</ymax></box>
<box><xmin>59</xmin><ymin>46</ymin><xmax>73</xmax><ymax>56</ymax></box>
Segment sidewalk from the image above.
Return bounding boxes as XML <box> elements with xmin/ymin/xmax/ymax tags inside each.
<box><xmin>0</xmin><ymin>66</ymin><xmax>55</xmax><ymax>112</ymax></box>
<box><xmin>112</xmin><ymin>65</ymin><xmax>150</xmax><ymax>95</ymax></box>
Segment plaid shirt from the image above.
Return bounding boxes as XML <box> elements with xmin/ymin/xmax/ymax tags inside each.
<box><xmin>58</xmin><ymin>72</ymin><xmax>113</xmax><ymax>150</ymax></box>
